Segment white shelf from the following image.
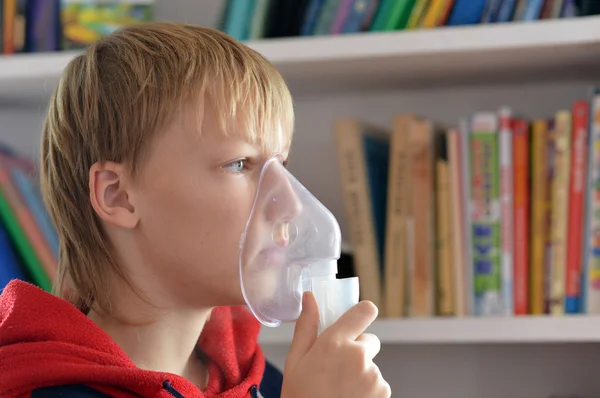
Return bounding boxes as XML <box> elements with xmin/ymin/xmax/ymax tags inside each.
<box><xmin>2</xmin><ymin>15</ymin><xmax>600</xmax><ymax>106</ymax></box>
<box><xmin>258</xmin><ymin>315</ymin><xmax>600</xmax><ymax>345</ymax></box>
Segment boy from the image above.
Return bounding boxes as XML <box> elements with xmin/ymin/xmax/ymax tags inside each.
<box><xmin>0</xmin><ymin>22</ymin><xmax>390</xmax><ymax>398</ymax></box>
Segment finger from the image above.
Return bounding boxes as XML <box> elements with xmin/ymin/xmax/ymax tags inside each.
<box><xmin>285</xmin><ymin>291</ymin><xmax>320</xmax><ymax>371</ymax></box>
<box><xmin>324</xmin><ymin>300</ymin><xmax>378</xmax><ymax>341</ymax></box>
<box><xmin>355</xmin><ymin>333</ymin><xmax>381</xmax><ymax>360</ymax></box>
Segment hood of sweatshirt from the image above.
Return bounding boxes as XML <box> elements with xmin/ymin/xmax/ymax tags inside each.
<box><xmin>0</xmin><ymin>280</ymin><xmax>266</xmax><ymax>398</ymax></box>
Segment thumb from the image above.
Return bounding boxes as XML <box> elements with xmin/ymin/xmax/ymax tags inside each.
<box><xmin>285</xmin><ymin>291</ymin><xmax>320</xmax><ymax>371</ymax></box>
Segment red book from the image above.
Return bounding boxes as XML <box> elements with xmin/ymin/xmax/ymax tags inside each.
<box><xmin>565</xmin><ymin>100</ymin><xmax>590</xmax><ymax>313</ymax></box>
<box><xmin>512</xmin><ymin>119</ymin><xmax>530</xmax><ymax>315</ymax></box>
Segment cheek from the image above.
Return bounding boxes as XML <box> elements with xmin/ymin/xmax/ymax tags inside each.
<box><xmin>141</xmin><ymin>177</ymin><xmax>254</xmax><ymax>268</ymax></box>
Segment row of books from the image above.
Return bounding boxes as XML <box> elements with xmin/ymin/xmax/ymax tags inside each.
<box><xmin>1</xmin><ymin>0</ymin><xmax>154</xmax><ymax>54</ymax></box>
<box><xmin>0</xmin><ymin>144</ymin><xmax>56</xmax><ymax>293</ymax></box>
<box><xmin>333</xmin><ymin>88</ymin><xmax>600</xmax><ymax>318</ymax></box>
<box><xmin>219</xmin><ymin>0</ymin><xmax>600</xmax><ymax>41</ymax></box>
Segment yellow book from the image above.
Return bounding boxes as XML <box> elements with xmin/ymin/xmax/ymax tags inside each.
<box><xmin>406</xmin><ymin>0</ymin><xmax>431</xmax><ymax>29</ymax></box>
<box><xmin>530</xmin><ymin>119</ymin><xmax>549</xmax><ymax>315</ymax></box>
<box><xmin>333</xmin><ymin>120</ymin><xmax>390</xmax><ymax>311</ymax></box>
<box><xmin>408</xmin><ymin>118</ymin><xmax>438</xmax><ymax>317</ymax></box>
<box><xmin>435</xmin><ymin>132</ymin><xmax>454</xmax><ymax>316</ymax></box>
<box><xmin>549</xmin><ymin>111</ymin><xmax>572</xmax><ymax>315</ymax></box>
<box><xmin>420</xmin><ymin>0</ymin><xmax>452</xmax><ymax>28</ymax></box>
<box><xmin>384</xmin><ymin>115</ymin><xmax>414</xmax><ymax>318</ymax></box>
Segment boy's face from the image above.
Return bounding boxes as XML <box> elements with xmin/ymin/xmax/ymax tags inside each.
<box><xmin>117</xmin><ymin>101</ymin><xmax>291</xmax><ymax>309</ymax></box>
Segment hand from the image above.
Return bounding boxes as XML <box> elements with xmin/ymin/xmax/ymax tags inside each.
<box><xmin>281</xmin><ymin>291</ymin><xmax>391</xmax><ymax>398</ymax></box>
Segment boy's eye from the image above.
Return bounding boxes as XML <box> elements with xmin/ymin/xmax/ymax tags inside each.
<box><xmin>223</xmin><ymin>159</ymin><xmax>248</xmax><ymax>173</ymax></box>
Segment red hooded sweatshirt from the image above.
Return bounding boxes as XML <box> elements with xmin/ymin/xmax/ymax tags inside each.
<box><xmin>0</xmin><ymin>279</ymin><xmax>278</xmax><ymax>398</ymax></box>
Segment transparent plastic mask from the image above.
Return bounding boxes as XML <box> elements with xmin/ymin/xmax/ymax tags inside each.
<box><xmin>239</xmin><ymin>154</ymin><xmax>359</xmax><ymax>329</ymax></box>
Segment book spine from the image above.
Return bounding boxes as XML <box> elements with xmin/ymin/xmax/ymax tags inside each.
<box><xmin>512</xmin><ymin>119</ymin><xmax>530</xmax><ymax>315</ymax></box>
<box><xmin>543</xmin><ymin>121</ymin><xmax>556</xmax><ymax>314</ymax></box>
<box><xmin>449</xmin><ymin>128</ymin><xmax>466</xmax><ymax>316</ymax></box>
<box><xmin>551</xmin><ymin>0</ymin><xmax>564</xmax><ymax>17</ymax></box>
<box><xmin>499</xmin><ymin>107</ymin><xmax>514</xmax><ymax>316</ymax></box>
<box><xmin>469</xmin><ymin>113</ymin><xmax>503</xmax><ymax>316</ymax></box>
<box><xmin>330</xmin><ymin>0</ymin><xmax>355</xmax><ymax>34</ymax></box>
<box><xmin>435</xmin><ymin>132</ymin><xmax>454</xmax><ymax>316</ymax></box>
<box><xmin>406</xmin><ymin>0</ymin><xmax>431</xmax><ymax>29</ymax></box>
<box><xmin>549</xmin><ymin>111</ymin><xmax>572</xmax><ymax>315</ymax></box>
<box><xmin>565</xmin><ymin>100</ymin><xmax>590</xmax><ymax>313</ymax></box>
<box><xmin>459</xmin><ymin>118</ymin><xmax>474</xmax><ymax>315</ymax></box>
<box><xmin>0</xmin><ymin>179</ymin><xmax>52</xmax><ymax>291</ymax></box>
<box><xmin>383</xmin><ymin>116</ymin><xmax>411</xmax><ymax>318</ymax></box>
<box><xmin>584</xmin><ymin>91</ymin><xmax>600</xmax><ymax>313</ymax></box>
<box><xmin>342</xmin><ymin>0</ymin><xmax>376</xmax><ymax>33</ymax></box>
<box><xmin>409</xmin><ymin>119</ymin><xmax>436</xmax><ymax>317</ymax></box>
<box><xmin>530</xmin><ymin>119</ymin><xmax>548</xmax><ymax>314</ymax></box>
<box><xmin>333</xmin><ymin>121</ymin><xmax>383</xmax><ymax>309</ymax></box>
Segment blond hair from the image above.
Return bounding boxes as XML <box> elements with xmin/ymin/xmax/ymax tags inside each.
<box><xmin>40</xmin><ymin>22</ymin><xmax>294</xmax><ymax>314</ymax></box>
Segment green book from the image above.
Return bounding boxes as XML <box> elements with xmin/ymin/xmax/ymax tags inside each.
<box><xmin>369</xmin><ymin>0</ymin><xmax>396</xmax><ymax>31</ymax></box>
<box><xmin>468</xmin><ymin>113</ymin><xmax>502</xmax><ymax>316</ymax></box>
<box><xmin>385</xmin><ymin>0</ymin><xmax>417</xmax><ymax>30</ymax></box>
<box><xmin>0</xmin><ymin>184</ymin><xmax>52</xmax><ymax>292</ymax></box>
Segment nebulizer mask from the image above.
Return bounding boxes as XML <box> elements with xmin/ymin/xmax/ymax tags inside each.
<box><xmin>239</xmin><ymin>154</ymin><xmax>359</xmax><ymax>332</ymax></box>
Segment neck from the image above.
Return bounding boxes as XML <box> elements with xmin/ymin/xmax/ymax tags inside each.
<box><xmin>88</xmin><ymin>284</ymin><xmax>212</xmax><ymax>389</ymax></box>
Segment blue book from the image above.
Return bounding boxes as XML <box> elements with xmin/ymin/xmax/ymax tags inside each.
<box><xmin>223</xmin><ymin>0</ymin><xmax>256</xmax><ymax>41</ymax></box>
<box><xmin>341</xmin><ymin>0</ymin><xmax>377</xmax><ymax>33</ymax></box>
<box><xmin>301</xmin><ymin>0</ymin><xmax>327</xmax><ymax>35</ymax></box>
<box><xmin>10</xmin><ymin>168</ymin><xmax>59</xmax><ymax>259</ymax></box>
<box><xmin>561</xmin><ymin>0</ymin><xmax>578</xmax><ymax>17</ymax></box>
<box><xmin>0</xmin><ymin>219</ymin><xmax>28</xmax><ymax>292</ymax></box>
<box><xmin>363</xmin><ymin>133</ymin><xmax>389</xmax><ymax>277</ymax></box>
<box><xmin>446</xmin><ymin>0</ymin><xmax>487</xmax><ymax>26</ymax></box>
<box><xmin>520</xmin><ymin>0</ymin><xmax>544</xmax><ymax>20</ymax></box>
<box><xmin>482</xmin><ymin>0</ymin><xmax>505</xmax><ymax>22</ymax></box>
<box><xmin>497</xmin><ymin>0</ymin><xmax>518</xmax><ymax>21</ymax></box>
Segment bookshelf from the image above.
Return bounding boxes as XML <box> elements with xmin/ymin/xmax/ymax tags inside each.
<box><xmin>2</xmin><ymin>15</ymin><xmax>600</xmax><ymax>104</ymax></box>
<box><xmin>259</xmin><ymin>316</ymin><xmax>600</xmax><ymax>345</ymax></box>
<box><xmin>2</xmin><ymin>1</ymin><xmax>600</xmax><ymax>397</ymax></box>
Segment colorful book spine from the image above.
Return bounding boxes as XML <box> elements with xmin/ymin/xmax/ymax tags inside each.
<box><xmin>565</xmin><ymin>100</ymin><xmax>590</xmax><ymax>313</ymax></box>
<box><xmin>459</xmin><ymin>118</ymin><xmax>474</xmax><ymax>315</ymax></box>
<box><xmin>469</xmin><ymin>112</ymin><xmax>503</xmax><ymax>316</ymax></box>
<box><xmin>341</xmin><ymin>0</ymin><xmax>379</xmax><ymax>33</ymax></box>
<box><xmin>408</xmin><ymin>119</ymin><xmax>437</xmax><ymax>317</ymax></box>
<box><xmin>301</xmin><ymin>0</ymin><xmax>327</xmax><ymax>35</ymax></box>
<box><xmin>0</xmin><ymin>216</ymin><xmax>28</xmax><ymax>290</ymax></box>
<box><xmin>421</xmin><ymin>0</ymin><xmax>454</xmax><ymax>27</ymax></box>
<box><xmin>10</xmin><ymin>167</ymin><xmax>59</xmax><ymax>259</ymax></box>
<box><xmin>448</xmin><ymin>128</ymin><xmax>466</xmax><ymax>316</ymax></box>
<box><xmin>330</xmin><ymin>0</ymin><xmax>355</xmax><ymax>33</ymax></box>
<box><xmin>551</xmin><ymin>0</ymin><xmax>565</xmax><ymax>18</ymax></box>
<box><xmin>549</xmin><ymin>110</ymin><xmax>572</xmax><ymax>315</ymax></box>
<box><xmin>530</xmin><ymin>119</ymin><xmax>548</xmax><ymax>314</ymax></box>
<box><xmin>499</xmin><ymin>107</ymin><xmax>514</xmax><ymax>315</ymax></box>
<box><xmin>383</xmin><ymin>115</ymin><xmax>412</xmax><ymax>318</ymax></box>
<box><xmin>544</xmin><ymin>121</ymin><xmax>556</xmax><ymax>314</ymax></box>
<box><xmin>405</xmin><ymin>0</ymin><xmax>430</xmax><ymax>29</ymax></box>
<box><xmin>583</xmin><ymin>91</ymin><xmax>600</xmax><ymax>314</ymax></box>
<box><xmin>512</xmin><ymin>119</ymin><xmax>530</xmax><ymax>315</ymax></box>
<box><xmin>0</xmin><ymin>157</ymin><xmax>57</xmax><ymax>284</ymax></box>
<box><xmin>333</xmin><ymin>119</ymin><xmax>389</xmax><ymax>310</ymax></box>
<box><xmin>0</xmin><ymin>178</ymin><xmax>52</xmax><ymax>291</ymax></box>
<box><xmin>435</xmin><ymin>132</ymin><xmax>454</xmax><ymax>315</ymax></box>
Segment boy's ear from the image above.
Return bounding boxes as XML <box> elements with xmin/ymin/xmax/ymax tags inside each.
<box><xmin>89</xmin><ymin>161</ymin><xmax>139</xmax><ymax>229</ymax></box>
